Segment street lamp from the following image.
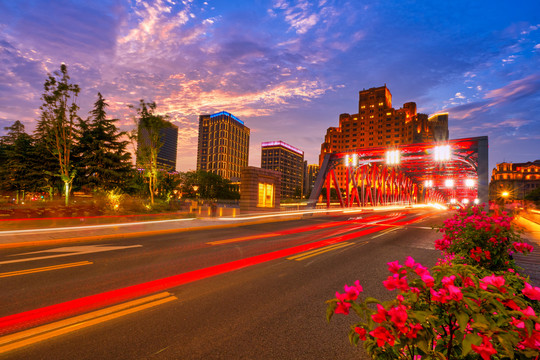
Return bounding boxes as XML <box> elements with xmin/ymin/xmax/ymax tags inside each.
<box><xmin>385</xmin><ymin>150</ymin><xmax>400</xmax><ymax>165</ymax></box>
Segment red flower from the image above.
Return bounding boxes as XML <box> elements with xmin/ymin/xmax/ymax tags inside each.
<box><xmin>334</xmin><ymin>301</ymin><xmax>351</xmax><ymax>315</ymax></box>
<box><xmin>369</xmin><ymin>326</ymin><xmax>395</xmax><ymax>347</ymax></box>
<box><xmin>522</xmin><ymin>282</ymin><xmax>540</xmax><ymax>301</ymax></box>
<box><xmin>471</xmin><ymin>335</ymin><xmax>497</xmax><ymax>360</ymax></box>
<box><xmin>372</xmin><ymin>304</ymin><xmax>388</xmax><ymax>323</ymax></box>
<box><xmin>354</xmin><ymin>327</ymin><xmax>367</xmax><ymax>340</ymax></box>
<box><xmin>388</xmin><ymin>305</ymin><xmax>408</xmax><ymax>327</ymax></box>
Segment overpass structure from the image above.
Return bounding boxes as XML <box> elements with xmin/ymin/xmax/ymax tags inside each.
<box><xmin>308</xmin><ymin>136</ymin><xmax>488</xmax><ymax>209</ymax></box>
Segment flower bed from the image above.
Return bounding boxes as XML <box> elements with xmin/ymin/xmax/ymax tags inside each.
<box><xmin>327</xmin><ymin>207</ymin><xmax>540</xmax><ymax>359</ymax></box>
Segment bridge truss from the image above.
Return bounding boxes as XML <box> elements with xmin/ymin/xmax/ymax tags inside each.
<box><xmin>308</xmin><ymin>136</ymin><xmax>488</xmax><ymax>209</ymax></box>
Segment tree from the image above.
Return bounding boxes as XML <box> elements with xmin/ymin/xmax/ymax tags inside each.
<box><xmin>36</xmin><ymin>64</ymin><xmax>80</xmax><ymax>206</ymax></box>
<box><xmin>179</xmin><ymin>170</ymin><xmax>240</xmax><ymax>200</ymax></box>
<box><xmin>525</xmin><ymin>187</ymin><xmax>540</xmax><ymax>206</ymax></box>
<box><xmin>0</xmin><ymin>121</ymin><xmax>36</xmax><ymax>202</ymax></box>
<box><xmin>130</xmin><ymin>100</ymin><xmax>172</xmax><ymax>205</ymax></box>
<box><xmin>74</xmin><ymin>93</ymin><xmax>133</xmax><ymax>192</ymax></box>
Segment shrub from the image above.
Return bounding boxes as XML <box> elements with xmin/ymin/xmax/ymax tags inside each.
<box><xmin>327</xmin><ymin>259</ymin><xmax>540</xmax><ymax>360</ymax></box>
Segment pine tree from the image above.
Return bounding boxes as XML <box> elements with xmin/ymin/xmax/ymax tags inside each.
<box><xmin>0</xmin><ymin>121</ymin><xmax>37</xmax><ymax>203</ymax></box>
<box><xmin>74</xmin><ymin>93</ymin><xmax>133</xmax><ymax>192</ymax></box>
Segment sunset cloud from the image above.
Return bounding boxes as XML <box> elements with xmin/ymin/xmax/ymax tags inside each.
<box><xmin>0</xmin><ymin>0</ymin><xmax>539</xmax><ymax>172</ymax></box>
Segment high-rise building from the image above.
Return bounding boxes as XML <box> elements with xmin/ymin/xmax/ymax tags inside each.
<box><xmin>428</xmin><ymin>113</ymin><xmax>450</xmax><ymax>142</ymax></box>
<box><xmin>319</xmin><ymin>85</ymin><xmax>449</xmax><ymax>183</ymax></box>
<box><xmin>489</xmin><ymin>160</ymin><xmax>540</xmax><ymax>201</ymax></box>
<box><xmin>197</xmin><ymin>111</ymin><xmax>250</xmax><ymax>181</ymax></box>
<box><xmin>136</xmin><ymin>121</ymin><xmax>178</xmax><ymax>171</ymax></box>
<box><xmin>304</xmin><ymin>163</ymin><xmax>320</xmax><ymax>197</ymax></box>
<box><xmin>261</xmin><ymin>141</ymin><xmax>304</xmax><ymax>198</ymax></box>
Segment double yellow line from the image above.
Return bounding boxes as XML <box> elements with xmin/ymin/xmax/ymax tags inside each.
<box><xmin>0</xmin><ymin>292</ymin><xmax>177</xmax><ymax>354</ymax></box>
<box><xmin>0</xmin><ymin>261</ymin><xmax>93</xmax><ymax>278</ymax></box>
<box><xmin>287</xmin><ymin>242</ymin><xmax>358</xmax><ymax>261</ymax></box>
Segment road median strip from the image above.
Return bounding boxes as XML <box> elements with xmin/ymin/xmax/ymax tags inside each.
<box><xmin>0</xmin><ymin>292</ymin><xmax>177</xmax><ymax>354</ymax></box>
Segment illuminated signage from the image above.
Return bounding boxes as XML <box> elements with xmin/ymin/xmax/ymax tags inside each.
<box><xmin>210</xmin><ymin>111</ymin><xmax>244</xmax><ymax>125</ymax></box>
<box><xmin>261</xmin><ymin>141</ymin><xmax>303</xmax><ymax>155</ymax></box>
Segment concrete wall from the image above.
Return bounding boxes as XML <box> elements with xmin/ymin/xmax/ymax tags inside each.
<box><xmin>240</xmin><ymin>167</ymin><xmax>281</xmax><ymax>213</ymax></box>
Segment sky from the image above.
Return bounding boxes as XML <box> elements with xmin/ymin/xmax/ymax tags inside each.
<box><xmin>0</xmin><ymin>0</ymin><xmax>539</xmax><ymax>173</ymax></box>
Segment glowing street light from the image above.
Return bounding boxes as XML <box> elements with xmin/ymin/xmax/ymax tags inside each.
<box><xmin>344</xmin><ymin>153</ymin><xmax>358</xmax><ymax>167</ymax></box>
<box><xmin>445</xmin><ymin>179</ymin><xmax>454</xmax><ymax>188</ymax></box>
<box><xmin>501</xmin><ymin>191</ymin><xmax>509</xmax><ymax>198</ymax></box>
<box><xmin>385</xmin><ymin>150</ymin><xmax>400</xmax><ymax>165</ymax></box>
<box><xmin>434</xmin><ymin>145</ymin><xmax>451</xmax><ymax>162</ymax></box>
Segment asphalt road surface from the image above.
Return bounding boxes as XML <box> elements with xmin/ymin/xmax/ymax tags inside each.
<box><xmin>0</xmin><ymin>208</ymin><xmax>450</xmax><ymax>359</ymax></box>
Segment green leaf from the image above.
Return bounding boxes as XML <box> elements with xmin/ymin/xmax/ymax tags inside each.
<box><xmin>410</xmin><ymin>310</ymin><xmax>429</xmax><ymax>322</ymax></box>
<box><xmin>363</xmin><ymin>297</ymin><xmax>381</xmax><ymax>305</ymax></box>
<box><xmin>416</xmin><ymin>338</ymin><xmax>430</xmax><ymax>354</ymax></box>
<box><xmin>462</xmin><ymin>333</ymin><xmax>482</xmax><ymax>356</ymax></box>
<box><xmin>455</xmin><ymin>312</ymin><xmax>470</xmax><ymax>330</ymax></box>
<box><xmin>326</xmin><ymin>301</ymin><xmax>337</xmax><ymax>322</ymax></box>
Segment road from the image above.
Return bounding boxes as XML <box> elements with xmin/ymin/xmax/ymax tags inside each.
<box><xmin>0</xmin><ymin>208</ymin><xmax>449</xmax><ymax>359</ymax></box>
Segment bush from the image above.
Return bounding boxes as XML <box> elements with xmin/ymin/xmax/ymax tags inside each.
<box><xmin>327</xmin><ymin>206</ymin><xmax>540</xmax><ymax>359</ymax></box>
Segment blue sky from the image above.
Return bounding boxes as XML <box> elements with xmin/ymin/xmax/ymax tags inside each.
<box><xmin>1</xmin><ymin>0</ymin><xmax>539</xmax><ymax>172</ymax></box>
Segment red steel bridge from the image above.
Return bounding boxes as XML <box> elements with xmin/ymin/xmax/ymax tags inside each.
<box><xmin>307</xmin><ymin>136</ymin><xmax>488</xmax><ymax>209</ymax></box>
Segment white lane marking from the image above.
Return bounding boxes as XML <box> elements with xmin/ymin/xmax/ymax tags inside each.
<box><xmin>0</xmin><ymin>245</ymin><xmax>142</xmax><ymax>265</ymax></box>
<box><xmin>0</xmin><ymin>219</ymin><xmax>195</xmax><ymax>235</ymax></box>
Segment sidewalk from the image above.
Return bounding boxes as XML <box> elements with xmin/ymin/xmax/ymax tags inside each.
<box><xmin>513</xmin><ymin>215</ymin><xmax>540</xmax><ymax>286</ymax></box>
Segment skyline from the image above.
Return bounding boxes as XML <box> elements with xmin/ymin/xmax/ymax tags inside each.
<box><xmin>1</xmin><ymin>0</ymin><xmax>539</xmax><ymax>173</ymax></box>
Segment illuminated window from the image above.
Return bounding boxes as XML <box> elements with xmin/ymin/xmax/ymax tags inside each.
<box><xmin>258</xmin><ymin>183</ymin><xmax>274</xmax><ymax>207</ymax></box>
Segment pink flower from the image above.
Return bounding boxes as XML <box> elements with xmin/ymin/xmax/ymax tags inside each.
<box><xmin>522</xmin><ymin>282</ymin><xmax>540</xmax><ymax>301</ymax></box>
<box><xmin>383</xmin><ymin>275</ymin><xmax>398</xmax><ymax>290</ymax></box>
<box><xmin>388</xmin><ymin>305</ymin><xmax>408</xmax><ymax>327</ymax></box>
<box><xmin>446</xmin><ymin>285</ymin><xmax>463</xmax><ymax>301</ymax></box>
<box><xmin>513</xmin><ymin>242</ymin><xmax>534</xmax><ymax>254</ymax></box>
<box><xmin>405</xmin><ymin>323</ymin><xmax>423</xmax><ymax>339</ymax></box>
<box><xmin>471</xmin><ymin>335</ymin><xmax>498</xmax><ymax>360</ymax></box>
<box><xmin>520</xmin><ymin>306</ymin><xmax>536</xmax><ymax>318</ymax></box>
<box><xmin>334</xmin><ymin>301</ymin><xmax>351</xmax><ymax>315</ymax></box>
<box><xmin>414</xmin><ymin>265</ymin><xmax>430</xmax><ymax>277</ymax></box>
<box><xmin>372</xmin><ymin>304</ymin><xmax>388</xmax><ymax>323</ymax></box>
<box><xmin>343</xmin><ymin>280</ymin><xmax>363</xmax><ymax>301</ymax></box>
<box><xmin>354</xmin><ymin>327</ymin><xmax>367</xmax><ymax>340</ymax></box>
<box><xmin>442</xmin><ymin>275</ymin><xmax>456</xmax><ymax>287</ymax></box>
<box><xmin>404</xmin><ymin>256</ymin><xmax>417</xmax><ymax>268</ymax></box>
<box><xmin>421</xmin><ymin>274</ymin><xmax>435</xmax><ymax>288</ymax></box>
<box><xmin>479</xmin><ymin>274</ymin><xmax>505</xmax><ymax>291</ymax></box>
<box><xmin>430</xmin><ymin>288</ymin><xmax>449</xmax><ymax>303</ymax></box>
<box><xmin>369</xmin><ymin>326</ymin><xmax>395</xmax><ymax>347</ymax></box>
<box><xmin>387</xmin><ymin>260</ymin><xmax>403</xmax><ymax>274</ymax></box>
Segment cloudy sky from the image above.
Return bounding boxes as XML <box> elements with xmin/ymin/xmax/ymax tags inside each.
<box><xmin>1</xmin><ymin>0</ymin><xmax>539</xmax><ymax>172</ymax></box>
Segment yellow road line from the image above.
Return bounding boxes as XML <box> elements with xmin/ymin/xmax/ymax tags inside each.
<box><xmin>0</xmin><ymin>292</ymin><xmax>177</xmax><ymax>354</ymax></box>
<box><xmin>292</xmin><ymin>243</ymin><xmax>355</xmax><ymax>261</ymax></box>
<box><xmin>286</xmin><ymin>242</ymin><xmax>350</xmax><ymax>260</ymax></box>
<box><xmin>0</xmin><ymin>261</ymin><xmax>93</xmax><ymax>278</ymax></box>
<box><xmin>207</xmin><ymin>232</ymin><xmax>278</xmax><ymax>245</ymax></box>
<box><xmin>287</xmin><ymin>242</ymin><xmax>353</xmax><ymax>261</ymax></box>
<box><xmin>370</xmin><ymin>226</ymin><xmax>402</xmax><ymax>239</ymax></box>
